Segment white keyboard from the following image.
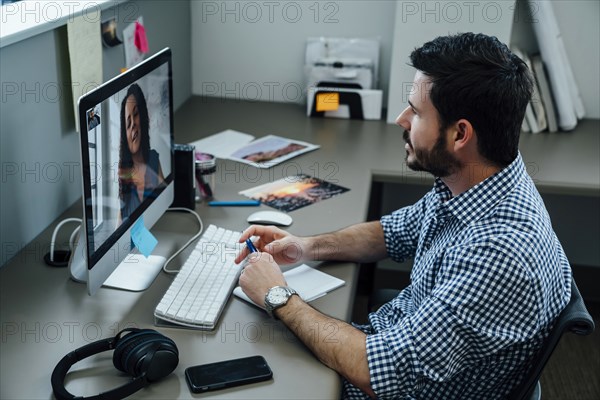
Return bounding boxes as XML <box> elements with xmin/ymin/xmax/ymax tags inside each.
<box><xmin>154</xmin><ymin>224</ymin><xmax>244</xmax><ymax>330</ymax></box>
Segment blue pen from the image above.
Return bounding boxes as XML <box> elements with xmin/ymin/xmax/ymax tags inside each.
<box><xmin>245</xmin><ymin>239</ymin><xmax>258</xmax><ymax>253</ymax></box>
<box><xmin>208</xmin><ymin>200</ymin><xmax>261</xmax><ymax>207</ymax></box>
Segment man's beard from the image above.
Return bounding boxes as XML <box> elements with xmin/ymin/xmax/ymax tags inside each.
<box><xmin>403</xmin><ymin>130</ymin><xmax>462</xmax><ymax>177</ymax></box>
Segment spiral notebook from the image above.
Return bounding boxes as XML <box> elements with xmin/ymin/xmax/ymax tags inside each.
<box><xmin>233</xmin><ymin>264</ymin><xmax>345</xmax><ymax>309</ymax></box>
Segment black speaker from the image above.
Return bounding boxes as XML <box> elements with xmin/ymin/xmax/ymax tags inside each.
<box><xmin>51</xmin><ymin>328</ymin><xmax>179</xmax><ymax>400</ymax></box>
<box><xmin>172</xmin><ymin>144</ymin><xmax>196</xmax><ymax>209</ymax></box>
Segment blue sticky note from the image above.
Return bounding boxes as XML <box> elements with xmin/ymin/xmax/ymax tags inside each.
<box><xmin>131</xmin><ymin>216</ymin><xmax>157</xmax><ymax>258</ymax></box>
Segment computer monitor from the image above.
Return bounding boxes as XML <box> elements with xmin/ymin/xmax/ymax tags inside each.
<box><xmin>69</xmin><ymin>48</ymin><xmax>174</xmax><ymax>295</ymax></box>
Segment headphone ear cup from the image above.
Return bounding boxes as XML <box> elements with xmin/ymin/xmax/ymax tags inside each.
<box><xmin>113</xmin><ymin>329</ymin><xmax>179</xmax><ymax>381</ymax></box>
<box><xmin>113</xmin><ymin>329</ymin><xmax>156</xmax><ymax>373</ymax></box>
<box><xmin>138</xmin><ymin>338</ymin><xmax>179</xmax><ymax>382</ymax></box>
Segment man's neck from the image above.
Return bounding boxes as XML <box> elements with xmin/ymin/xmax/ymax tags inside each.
<box><xmin>441</xmin><ymin>161</ymin><xmax>501</xmax><ymax>197</ymax></box>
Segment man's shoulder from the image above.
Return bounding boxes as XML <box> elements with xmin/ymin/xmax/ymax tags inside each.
<box><xmin>493</xmin><ymin>174</ymin><xmax>547</xmax><ymax>225</ymax></box>
<box><xmin>459</xmin><ymin>179</ymin><xmax>557</xmax><ymax>262</ymax></box>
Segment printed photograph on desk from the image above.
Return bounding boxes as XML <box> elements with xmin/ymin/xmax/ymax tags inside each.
<box><xmin>239</xmin><ymin>174</ymin><xmax>349</xmax><ymax>212</ymax></box>
<box><xmin>228</xmin><ymin>135</ymin><xmax>319</xmax><ymax>168</ymax></box>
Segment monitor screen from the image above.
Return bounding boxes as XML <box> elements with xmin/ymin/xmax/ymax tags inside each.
<box><xmin>70</xmin><ymin>48</ymin><xmax>174</xmax><ymax>295</ymax></box>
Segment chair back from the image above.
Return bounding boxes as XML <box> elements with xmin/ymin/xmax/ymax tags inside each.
<box><xmin>507</xmin><ymin>278</ymin><xmax>595</xmax><ymax>400</ymax></box>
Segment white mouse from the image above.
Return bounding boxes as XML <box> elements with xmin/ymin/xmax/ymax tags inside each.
<box><xmin>247</xmin><ymin>211</ymin><xmax>293</xmax><ymax>226</ymax></box>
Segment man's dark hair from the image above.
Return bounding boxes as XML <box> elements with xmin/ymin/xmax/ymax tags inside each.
<box><xmin>119</xmin><ymin>83</ymin><xmax>150</xmax><ymax>168</ymax></box>
<box><xmin>409</xmin><ymin>32</ymin><xmax>533</xmax><ymax>167</ymax></box>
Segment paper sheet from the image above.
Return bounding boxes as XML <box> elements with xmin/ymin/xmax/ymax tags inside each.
<box><xmin>123</xmin><ymin>16</ymin><xmax>146</xmax><ymax>69</ymax></box>
<box><xmin>189</xmin><ymin>129</ymin><xmax>255</xmax><ymax>159</ymax></box>
<box><xmin>233</xmin><ymin>264</ymin><xmax>345</xmax><ymax>309</ymax></box>
<box><xmin>67</xmin><ymin>14</ymin><xmax>103</xmax><ymax>132</ymax></box>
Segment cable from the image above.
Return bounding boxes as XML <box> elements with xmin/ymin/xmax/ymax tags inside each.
<box><xmin>162</xmin><ymin>207</ymin><xmax>204</xmax><ymax>275</ymax></box>
<box><xmin>45</xmin><ymin>209</ymin><xmax>202</xmax><ymax>272</ymax></box>
<box><xmin>68</xmin><ymin>225</ymin><xmax>81</xmax><ymax>254</ymax></box>
<box><xmin>48</xmin><ymin>218</ymin><xmax>82</xmax><ymax>264</ymax></box>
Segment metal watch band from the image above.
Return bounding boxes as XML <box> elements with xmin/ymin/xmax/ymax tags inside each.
<box><xmin>265</xmin><ymin>286</ymin><xmax>298</xmax><ymax>319</ymax></box>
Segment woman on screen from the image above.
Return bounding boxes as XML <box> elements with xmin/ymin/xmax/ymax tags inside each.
<box><xmin>118</xmin><ymin>83</ymin><xmax>165</xmax><ymax>222</ymax></box>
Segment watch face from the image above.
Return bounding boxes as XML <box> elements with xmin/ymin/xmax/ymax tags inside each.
<box><xmin>267</xmin><ymin>287</ymin><xmax>288</xmax><ymax>305</ymax></box>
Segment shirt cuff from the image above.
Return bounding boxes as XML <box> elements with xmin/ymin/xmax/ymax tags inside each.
<box><xmin>380</xmin><ymin>214</ymin><xmax>403</xmax><ymax>263</ymax></box>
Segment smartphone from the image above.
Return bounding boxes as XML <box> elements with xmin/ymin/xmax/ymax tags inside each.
<box><xmin>185</xmin><ymin>355</ymin><xmax>273</xmax><ymax>393</ymax></box>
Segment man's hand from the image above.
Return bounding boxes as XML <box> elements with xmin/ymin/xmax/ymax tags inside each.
<box><xmin>235</xmin><ymin>221</ymin><xmax>387</xmax><ymax>266</ymax></box>
<box><xmin>238</xmin><ymin>251</ymin><xmax>287</xmax><ymax>306</ymax></box>
<box><xmin>235</xmin><ymin>225</ymin><xmax>308</xmax><ymax>265</ymax></box>
<box><xmin>237</xmin><ymin>230</ymin><xmax>376</xmax><ymax>398</ymax></box>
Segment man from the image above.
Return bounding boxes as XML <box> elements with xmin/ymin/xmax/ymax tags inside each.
<box><xmin>235</xmin><ymin>33</ymin><xmax>571</xmax><ymax>399</ymax></box>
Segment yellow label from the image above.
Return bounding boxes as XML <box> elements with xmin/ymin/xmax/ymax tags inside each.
<box><xmin>316</xmin><ymin>92</ymin><xmax>340</xmax><ymax>112</ymax></box>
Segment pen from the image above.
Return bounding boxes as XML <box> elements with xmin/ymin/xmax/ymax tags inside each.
<box><xmin>245</xmin><ymin>239</ymin><xmax>258</xmax><ymax>253</ymax></box>
<box><xmin>208</xmin><ymin>200</ymin><xmax>261</xmax><ymax>207</ymax></box>
<box><xmin>196</xmin><ymin>175</ymin><xmax>213</xmax><ymax>198</ymax></box>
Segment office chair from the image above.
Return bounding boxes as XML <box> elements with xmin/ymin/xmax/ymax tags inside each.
<box><xmin>507</xmin><ymin>278</ymin><xmax>595</xmax><ymax>400</ymax></box>
<box><xmin>368</xmin><ymin>278</ymin><xmax>595</xmax><ymax>400</ymax></box>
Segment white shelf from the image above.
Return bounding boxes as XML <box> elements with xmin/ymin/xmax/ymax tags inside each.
<box><xmin>0</xmin><ymin>0</ymin><xmax>124</xmax><ymax>48</ymax></box>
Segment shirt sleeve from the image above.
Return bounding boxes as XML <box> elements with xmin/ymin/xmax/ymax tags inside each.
<box><xmin>365</xmin><ymin>242</ymin><xmax>538</xmax><ymax>399</ymax></box>
<box><xmin>366</xmin><ymin>296</ymin><xmax>467</xmax><ymax>398</ymax></box>
<box><xmin>380</xmin><ymin>190</ymin><xmax>432</xmax><ymax>263</ymax></box>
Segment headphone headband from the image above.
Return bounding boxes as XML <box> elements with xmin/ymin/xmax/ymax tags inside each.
<box><xmin>51</xmin><ymin>328</ymin><xmax>178</xmax><ymax>400</ymax></box>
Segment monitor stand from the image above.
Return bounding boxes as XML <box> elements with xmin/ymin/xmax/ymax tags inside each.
<box><xmin>102</xmin><ymin>254</ymin><xmax>166</xmax><ymax>291</ymax></box>
<box><xmin>69</xmin><ymin>241</ymin><xmax>165</xmax><ymax>292</ymax></box>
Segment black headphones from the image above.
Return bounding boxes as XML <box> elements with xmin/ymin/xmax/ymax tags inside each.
<box><xmin>51</xmin><ymin>328</ymin><xmax>179</xmax><ymax>400</ymax></box>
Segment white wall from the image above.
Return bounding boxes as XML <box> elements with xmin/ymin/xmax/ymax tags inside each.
<box><xmin>190</xmin><ymin>0</ymin><xmax>598</xmax><ymax>120</ymax></box>
<box><xmin>387</xmin><ymin>0</ymin><xmax>517</xmax><ymax>123</ymax></box>
<box><xmin>190</xmin><ymin>0</ymin><xmax>396</xmax><ymax>105</ymax></box>
<box><xmin>387</xmin><ymin>0</ymin><xmax>599</xmax><ymax>123</ymax></box>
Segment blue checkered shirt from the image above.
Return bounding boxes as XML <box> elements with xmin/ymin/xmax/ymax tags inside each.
<box><xmin>343</xmin><ymin>154</ymin><xmax>571</xmax><ymax>399</ymax></box>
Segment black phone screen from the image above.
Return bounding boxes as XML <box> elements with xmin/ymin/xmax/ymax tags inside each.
<box><xmin>185</xmin><ymin>355</ymin><xmax>273</xmax><ymax>393</ymax></box>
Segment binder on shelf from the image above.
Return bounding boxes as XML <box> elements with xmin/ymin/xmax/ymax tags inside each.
<box><xmin>531</xmin><ymin>1</ymin><xmax>583</xmax><ymax>130</ymax></box>
<box><xmin>521</xmin><ymin>116</ymin><xmax>531</xmax><ymax>133</ymax></box>
<box><xmin>513</xmin><ymin>47</ymin><xmax>547</xmax><ymax>133</ymax></box>
<box><xmin>531</xmin><ymin>55</ymin><xmax>558</xmax><ymax>133</ymax></box>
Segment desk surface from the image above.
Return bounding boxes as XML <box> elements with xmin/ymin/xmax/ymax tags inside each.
<box><xmin>1</xmin><ymin>99</ymin><xmax>598</xmax><ymax>399</ymax></box>
<box><xmin>176</xmin><ymin>98</ymin><xmax>599</xmax><ymax>197</ymax></box>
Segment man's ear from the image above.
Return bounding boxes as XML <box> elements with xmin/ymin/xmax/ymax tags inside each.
<box><xmin>452</xmin><ymin>119</ymin><xmax>474</xmax><ymax>150</ymax></box>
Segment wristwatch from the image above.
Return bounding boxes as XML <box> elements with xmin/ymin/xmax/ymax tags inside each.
<box><xmin>264</xmin><ymin>286</ymin><xmax>298</xmax><ymax>319</ymax></box>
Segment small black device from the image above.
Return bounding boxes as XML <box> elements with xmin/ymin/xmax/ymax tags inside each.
<box><xmin>185</xmin><ymin>355</ymin><xmax>273</xmax><ymax>393</ymax></box>
<box><xmin>51</xmin><ymin>328</ymin><xmax>179</xmax><ymax>400</ymax></box>
<box><xmin>172</xmin><ymin>143</ymin><xmax>196</xmax><ymax>209</ymax></box>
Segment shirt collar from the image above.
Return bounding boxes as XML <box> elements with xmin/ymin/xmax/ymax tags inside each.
<box><xmin>433</xmin><ymin>153</ymin><xmax>527</xmax><ymax>225</ymax></box>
